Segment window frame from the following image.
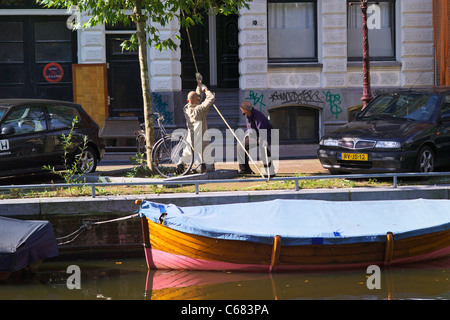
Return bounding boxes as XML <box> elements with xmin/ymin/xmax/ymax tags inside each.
<box><xmin>269</xmin><ymin>105</ymin><xmax>319</xmax><ymax>143</ymax></box>
<box><xmin>267</xmin><ymin>0</ymin><xmax>318</xmax><ymax>63</ymax></box>
<box><xmin>347</xmin><ymin>0</ymin><xmax>396</xmax><ymax>62</ymax></box>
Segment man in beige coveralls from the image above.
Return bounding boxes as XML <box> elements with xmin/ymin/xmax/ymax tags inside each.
<box><xmin>178</xmin><ymin>81</ymin><xmax>215</xmax><ymax>173</ymax></box>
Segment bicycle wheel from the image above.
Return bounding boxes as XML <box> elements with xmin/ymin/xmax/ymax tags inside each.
<box><xmin>136</xmin><ymin>134</ymin><xmax>146</xmax><ymax>157</ymax></box>
<box><xmin>136</xmin><ymin>133</ymin><xmax>148</xmax><ymax>168</ymax></box>
<box><xmin>151</xmin><ymin>134</ymin><xmax>194</xmax><ymax>178</ymax></box>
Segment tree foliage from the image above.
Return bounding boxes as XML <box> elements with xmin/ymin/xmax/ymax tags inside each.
<box><xmin>38</xmin><ymin>0</ymin><xmax>250</xmax><ymax>50</ymax></box>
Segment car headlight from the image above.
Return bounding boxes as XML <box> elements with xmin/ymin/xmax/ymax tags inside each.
<box><xmin>375</xmin><ymin>141</ymin><xmax>401</xmax><ymax>149</ymax></box>
<box><xmin>320</xmin><ymin>138</ymin><xmax>339</xmax><ymax>147</ymax></box>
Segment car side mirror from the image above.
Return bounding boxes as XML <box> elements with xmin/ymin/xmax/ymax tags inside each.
<box><xmin>0</xmin><ymin>125</ymin><xmax>15</xmax><ymax>136</ymax></box>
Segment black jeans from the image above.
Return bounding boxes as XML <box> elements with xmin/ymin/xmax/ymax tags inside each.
<box><xmin>238</xmin><ymin>136</ymin><xmax>271</xmax><ymax>172</ymax></box>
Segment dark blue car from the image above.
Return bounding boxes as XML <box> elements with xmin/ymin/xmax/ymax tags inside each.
<box><xmin>317</xmin><ymin>89</ymin><xmax>450</xmax><ymax>174</ymax></box>
<box><xmin>0</xmin><ymin>99</ymin><xmax>105</xmax><ymax>177</ymax></box>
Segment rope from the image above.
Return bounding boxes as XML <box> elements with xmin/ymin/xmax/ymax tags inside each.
<box><xmin>56</xmin><ymin>212</ymin><xmax>139</xmax><ymax>246</ymax></box>
<box><xmin>56</xmin><ymin>225</ymin><xmax>87</xmax><ymax>246</ymax></box>
<box><xmin>91</xmin><ymin>213</ymin><xmax>139</xmax><ymax>225</ymax></box>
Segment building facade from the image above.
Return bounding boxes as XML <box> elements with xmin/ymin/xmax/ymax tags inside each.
<box><xmin>0</xmin><ymin>0</ymin><xmax>439</xmax><ymax>144</ymax></box>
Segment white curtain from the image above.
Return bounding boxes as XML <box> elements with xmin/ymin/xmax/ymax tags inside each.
<box><xmin>268</xmin><ymin>3</ymin><xmax>316</xmax><ymax>59</ymax></box>
<box><xmin>347</xmin><ymin>2</ymin><xmax>394</xmax><ymax>58</ymax></box>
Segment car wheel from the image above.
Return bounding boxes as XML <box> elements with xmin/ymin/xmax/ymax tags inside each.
<box><xmin>78</xmin><ymin>146</ymin><xmax>98</xmax><ymax>173</ymax></box>
<box><xmin>414</xmin><ymin>146</ymin><xmax>435</xmax><ymax>173</ymax></box>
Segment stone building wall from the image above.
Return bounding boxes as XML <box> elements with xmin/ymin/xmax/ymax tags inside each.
<box><xmin>237</xmin><ymin>0</ymin><xmax>435</xmax><ymax>137</ymax></box>
<box><xmin>5</xmin><ymin>1</ymin><xmax>433</xmax><ymax>138</ymax></box>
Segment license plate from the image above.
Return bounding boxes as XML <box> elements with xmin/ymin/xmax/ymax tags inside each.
<box><xmin>339</xmin><ymin>153</ymin><xmax>368</xmax><ymax>161</ymax></box>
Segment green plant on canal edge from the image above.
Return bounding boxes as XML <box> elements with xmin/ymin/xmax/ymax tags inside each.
<box><xmin>42</xmin><ymin>116</ymin><xmax>90</xmax><ymax>184</ymax></box>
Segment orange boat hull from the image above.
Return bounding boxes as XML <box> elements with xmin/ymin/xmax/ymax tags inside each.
<box><xmin>141</xmin><ymin>217</ymin><xmax>450</xmax><ymax>272</ymax></box>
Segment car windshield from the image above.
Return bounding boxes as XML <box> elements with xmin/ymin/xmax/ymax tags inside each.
<box><xmin>359</xmin><ymin>93</ymin><xmax>439</xmax><ymax>122</ymax></box>
<box><xmin>0</xmin><ymin>106</ymin><xmax>8</xmax><ymax>121</ymax></box>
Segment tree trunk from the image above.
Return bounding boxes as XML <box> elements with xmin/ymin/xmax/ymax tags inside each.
<box><xmin>134</xmin><ymin>1</ymin><xmax>155</xmax><ymax>172</ymax></box>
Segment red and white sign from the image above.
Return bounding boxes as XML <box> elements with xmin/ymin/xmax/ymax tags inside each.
<box><xmin>43</xmin><ymin>63</ymin><xmax>64</xmax><ymax>83</ymax></box>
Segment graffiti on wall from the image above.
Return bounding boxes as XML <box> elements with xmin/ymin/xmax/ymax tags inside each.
<box><xmin>245</xmin><ymin>90</ymin><xmax>266</xmax><ymax>111</ymax></box>
<box><xmin>322</xmin><ymin>91</ymin><xmax>342</xmax><ymax>119</ymax></box>
<box><xmin>245</xmin><ymin>89</ymin><xmax>344</xmax><ymax>119</ymax></box>
<box><xmin>269</xmin><ymin>90</ymin><xmax>324</xmax><ymax>105</ymax></box>
<box><xmin>152</xmin><ymin>92</ymin><xmax>173</xmax><ymax>124</ymax></box>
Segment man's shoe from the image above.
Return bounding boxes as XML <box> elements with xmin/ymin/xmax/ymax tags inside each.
<box><xmin>238</xmin><ymin>168</ymin><xmax>253</xmax><ymax>174</ymax></box>
<box><xmin>176</xmin><ymin>163</ymin><xmax>185</xmax><ymax>175</ymax></box>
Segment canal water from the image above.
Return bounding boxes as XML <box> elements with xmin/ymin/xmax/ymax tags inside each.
<box><xmin>1</xmin><ymin>257</ymin><xmax>448</xmax><ymax>300</ymax></box>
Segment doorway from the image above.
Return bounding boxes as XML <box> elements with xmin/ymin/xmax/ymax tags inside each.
<box><xmin>105</xmin><ymin>34</ymin><xmax>143</xmax><ymax>117</ymax></box>
<box><xmin>0</xmin><ymin>16</ymin><xmax>77</xmax><ymax>100</ymax></box>
<box><xmin>180</xmin><ymin>13</ymin><xmax>239</xmax><ymax>89</ymax></box>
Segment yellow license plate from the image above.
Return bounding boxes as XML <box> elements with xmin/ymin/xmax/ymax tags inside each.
<box><xmin>339</xmin><ymin>153</ymin><xmax>368</xmax><ymax>161</ymax></box>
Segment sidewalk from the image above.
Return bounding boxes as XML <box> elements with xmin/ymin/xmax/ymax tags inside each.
<box><xmin>96</xmin><ymin>144</ymin><xmax>326</xmax><ymax>177</ymax></box>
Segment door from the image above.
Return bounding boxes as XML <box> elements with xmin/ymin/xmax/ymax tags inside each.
<box><xmin>106</xmin><ymin>34</ymin><xmax>143</xmax><ymax>117</ymax></box>
<box><xmin>216</xmin><ymin>14</ymin><xmax>239</xmax><ymax>88</ymax></box>
<box><xmin>181</xmin><ymin>14</ymin><xmax>239</xmax><ymax>89</ymax></box>
<box><xmin>0</xmin><ymin>16</ymin><xmax>77</xmax><ymax>101</ymax></box>
<box><xmin>435</xmin><ymin>95</ymin><xmax>450</xmax><ymax>166</ymax></box>
<box><xmin>0</xmin><ymin>105</ymin><xmax>49</xmax><ymax>173</ymax></box>
<box><xmin>45</xmin><ymin>103</ymin><xmax>84</xmax><ymax>168</ymax></box>
<box><xmin>180</xmin><ymin>17</ymin><xmax>210</xmax><ymax>89</ymax></box>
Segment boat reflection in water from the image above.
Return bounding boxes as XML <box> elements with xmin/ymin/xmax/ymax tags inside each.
<box><xmin>1</xmin><ymin>257</ymin><xmax>448</xmax><ymax>300</ymax></box>
<box><xmin>144</xmin><ymin>257</ymin><xmax>450</xmax><ymax>300</ymax></box>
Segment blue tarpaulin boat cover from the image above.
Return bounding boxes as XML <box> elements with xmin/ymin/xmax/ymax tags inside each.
<box><xmin>0</xmin><ymin>216</ymin><xmax>59</xmax><ymax>272</ymax></box>
<box><xmin>139</xmin><ymin>198</ymin><xmax>450</xmax><ymax>246</ymax></box>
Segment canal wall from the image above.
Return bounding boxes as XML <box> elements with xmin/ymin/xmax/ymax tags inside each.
<box><xmin>1</xmin><ymin>185</ymin><xmax>449</xmax><ymax>259</ymax></box>
<box><xmin>2</xmin><ymin>185</ymin><xmax>450</xmax><ymax>216</ymax></box>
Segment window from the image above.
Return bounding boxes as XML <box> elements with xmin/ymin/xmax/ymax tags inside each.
<box><xmin>0</xmin><ymin>22</ymin><xmax>24</xmax><ymax>64</ymax></box>
<box><xmin>359</xmin><ymin>94</ymin><xmax>439</xmax><ymax>122</ymax></box>
<box><xmin>268</xmin><ymin>1</ymin><xmax>317</xmax><ymax>62</ymax></box>
<box><xmin>441</xmin><ymin>95</ymin><xmax>450</xmax><ymax>120</ymax></box>
<box><xmin>347</xmin><ymin>0</ymin><xmax>395</xmax><ymax>60</ymax></box>
<box><xmin>35</xmin><ymin>21</ymin><xmax>72</xmax><ymax>63</ymax></box>
<box><xmin>1</xmin><ymin>106</ymin><xmax>47</xmax><ymax>135</ymax></box>
<box><xmin>47</xmin><ymin>105</ymin><xmax>80</xmax><ymax>129</ymax></box>
<box><xmin>269</xmin><ymin>106</ymin><xmax>319</xmax><ymax>142</ymax></box>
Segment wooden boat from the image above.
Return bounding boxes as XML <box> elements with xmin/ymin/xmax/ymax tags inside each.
<box><xmin>0</xmin><ymin>216</ymin><xmax>59</xmax><ymax>280</ymax></box>
<box><xmin>137</xmin><ymin>199</ymin><xmax>450</xmax><ymax>272</ymax></box>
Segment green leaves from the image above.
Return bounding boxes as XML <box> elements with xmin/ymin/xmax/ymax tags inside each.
<box><xmin>36</xmin><ymin>0</ymin><xmax>251</xmax><ymax>51</ymax></box>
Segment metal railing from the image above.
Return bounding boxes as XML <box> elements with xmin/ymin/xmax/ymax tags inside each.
<box><xmin>1</xmin><ymin>171</ymin><xmax>450</xmax><ymax>198</ymax></box>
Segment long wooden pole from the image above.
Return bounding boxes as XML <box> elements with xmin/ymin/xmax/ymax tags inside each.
<box><xmin>212</xmin><ymin>104</ymin><xmax>266</xmax><ymax>179</ymax></box>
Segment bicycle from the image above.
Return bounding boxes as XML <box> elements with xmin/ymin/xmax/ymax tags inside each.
<box><xmin>136</xmin><ymin>113</ymin><xmax>195</xmax><ymax>178</ymax></box>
